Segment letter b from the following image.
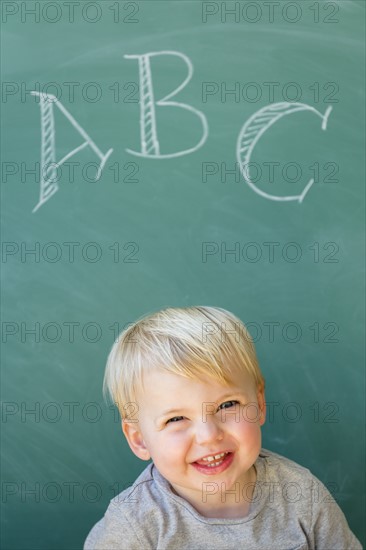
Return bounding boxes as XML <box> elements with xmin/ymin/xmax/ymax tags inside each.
<box><xmin>124</xmin><ymin>51</ymin><xmax>208</xmax><ymax>158</ymax></box>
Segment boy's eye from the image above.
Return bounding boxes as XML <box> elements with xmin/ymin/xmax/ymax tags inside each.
<box><xmin>166</xmin><ymin>416</ymin><xmax>184</xmax><ymax>424</ymax></box>
<box><xmin>165</xmin><ymin>401</ymin><xmax>240</xmax><ymax>424</ymax></box>
<box><xmin>219</xmin><ymin>400</ymin><xmax>239</xmax><ymax>410</ymax></box>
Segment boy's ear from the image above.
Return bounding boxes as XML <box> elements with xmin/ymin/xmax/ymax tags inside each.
<box><xmin>257</xmin><ymin>382</ymin><xmax>266</xmax><ymax>426</ymax></box>
<box><xmin>121</xmin><ymin>420</ymin><xmax>151</xmax><ymax>461</ymax></box>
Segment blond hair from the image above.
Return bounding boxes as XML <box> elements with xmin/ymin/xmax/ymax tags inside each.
<box><xmin>103</xmin><ymin>306</ymin><xmax>265</xmax><ymax>419</ymax></box>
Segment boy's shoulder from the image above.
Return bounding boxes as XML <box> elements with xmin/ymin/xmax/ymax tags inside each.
<box><xmin>258</xmin><ymin>447</ymin><xmax>323</xmax><ymax>491</ymax></box>
<box><xmin>259</xmin><ymin>447</ymin><xmax>314</xmax><ymax>476</ymax></box>
<box><xmin>108</xmin><ymin>461</ymin><xmax>178</xmax><ymax>526</ymax></box>
<box><xmin>84</xmin><ymin>463</ymin><xmax>165</xmax><ymax>549</ymax></box>
<box><xmin>110</xmin><ymin>461</ymin><xmax>156</xmax><ymax>507</ymax></box>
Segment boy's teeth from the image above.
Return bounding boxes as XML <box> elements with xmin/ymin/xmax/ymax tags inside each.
<box><xmin>203</xmin><ymin>452</ymin><xmax>226</xmax><ymax>461</ymax></box>
<box><xmin>197</xmin><ymin>452</ymin><xmax>228</xmax><ymax>465</ymax></box>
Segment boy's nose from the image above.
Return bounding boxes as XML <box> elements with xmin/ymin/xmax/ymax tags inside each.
<box><xmin>194</xmin><ymin>418</ymin><xmax>224</xmax><ymax>445</ymax></box>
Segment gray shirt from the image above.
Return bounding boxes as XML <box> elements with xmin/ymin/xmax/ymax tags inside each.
<box><xmin>84</xmin><ymin>448</ymin><xmax>362</xmax><ymax>549</ymax></box>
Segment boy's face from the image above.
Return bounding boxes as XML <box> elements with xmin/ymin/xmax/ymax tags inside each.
<box><xmin>122</xmin><ymin>368</ymin><xmax>266</xmax><ymax>512</ymax></box>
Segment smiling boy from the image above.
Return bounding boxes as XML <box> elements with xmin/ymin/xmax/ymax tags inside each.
<box><xmin>84</xmin><ymin>306</ymin><xmax>362</xmax><ymax>549</ymax></box>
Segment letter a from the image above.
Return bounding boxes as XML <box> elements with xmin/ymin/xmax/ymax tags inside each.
<box><xmin>31</xmin><ymin>92</ymin><xmax>113</xmax><ymax>213</ymax></box>
<box><xmin>124</xmin><ymin>51</ymin><xmax>208</xmax><ymax>158</ymax></box>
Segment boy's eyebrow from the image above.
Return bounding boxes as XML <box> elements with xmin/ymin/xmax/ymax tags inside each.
<box><xmin>156</xmin><ymin>391</ymin><xmax>246</xmax><ymax>420</ymax></box>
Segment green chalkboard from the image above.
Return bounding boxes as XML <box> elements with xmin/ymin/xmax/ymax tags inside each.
<box><xmin>1</xmin><ymin>1</ymin><xmax>365</xmax><ymax>548</ymax></box>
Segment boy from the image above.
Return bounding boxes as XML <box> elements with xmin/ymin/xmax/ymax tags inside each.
<box><xmin>84</xmin><ymin>306</ymin><xmax>362</xmax><ymax>549</ymax></box>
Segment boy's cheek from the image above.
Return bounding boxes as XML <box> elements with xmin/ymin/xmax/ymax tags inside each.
<box><xmin>232</xmin><ymin>417</ymin><xmax>263</xmax><ymax>444</ymax></box>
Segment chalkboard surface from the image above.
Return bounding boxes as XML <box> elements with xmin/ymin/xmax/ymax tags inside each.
<box><xmin>2</xmin><ymin>1</ymin><xmax>365</xmax><ymax>548</ymax></box>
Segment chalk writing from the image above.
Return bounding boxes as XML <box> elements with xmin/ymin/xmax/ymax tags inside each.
<box><xmin>31</xmin><ymin>91</ymin><xmax>113</xmax><ymax>212</ymax></box>
<box><xmin>124</xmin><ymin>51</ymin><xmax>208</xmax><ymax>158</ymax></box>
<box><xmin>236</xmin><ymin>102</ymin><xmax>332</xmax><ymax>202</ymax></box>
<box><xmin>29</xmin><ymin>52</ymin><xmax>335</xmax><ymax>212</ymax></box>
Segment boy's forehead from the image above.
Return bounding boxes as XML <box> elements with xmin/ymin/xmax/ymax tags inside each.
<box><xmin>138</xmin><ymin>367</ymin><xmax>256</xmax><ymax>401</ymax></box>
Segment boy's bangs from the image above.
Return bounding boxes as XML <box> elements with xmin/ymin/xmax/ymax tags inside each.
<box><xmin>103</xmin><ymin>306</ymin><xmax>265</xmax><ymax>417</ymax></box>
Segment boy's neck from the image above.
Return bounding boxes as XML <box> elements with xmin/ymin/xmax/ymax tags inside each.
<box><xmin>170</xmin><ymin>464</ymin><xmax>258</xmax><ymax>520</ymax></box>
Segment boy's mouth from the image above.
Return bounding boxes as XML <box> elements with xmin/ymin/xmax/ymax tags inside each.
<box><xmin>191</xmin><ymin>451</ymin><xmax>234</xmax><ymax>474</ymax></box>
